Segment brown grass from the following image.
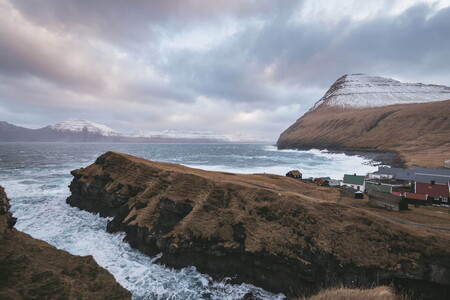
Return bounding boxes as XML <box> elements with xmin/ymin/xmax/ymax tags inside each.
<box><xmin>0</xmin><ymin>186</ymin><xmax>131</xmax><ymax>300</ymax></box>
<box><xmin>300</xmin><ymin>286</ymin><xmax>401</xmax><ymax>300</ymax></box>
<box><xmin>75</xmin><ymin>152</ymin><xmax>450</xmax><ymax>269</ymax></box>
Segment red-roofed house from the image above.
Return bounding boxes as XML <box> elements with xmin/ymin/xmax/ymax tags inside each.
<box><xmin>414</xmin><ymin>182</ymin><xmax>450</xmax><ymax>205</ymax></box>
<box><xmin>405</xmin><ymin>192</ymin><xmax>428</xmax><ymax>206</ymax></box>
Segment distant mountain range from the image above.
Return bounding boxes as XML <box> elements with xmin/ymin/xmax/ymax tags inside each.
<box><xmin>0</xmin><ymin>118</ymin><xmax>267</xmax><ymax>143</ymax></box>
<box><xmin>277</xmin><ymin>74</ymin><xmax>450</xmax><ymax>168</ymax></box>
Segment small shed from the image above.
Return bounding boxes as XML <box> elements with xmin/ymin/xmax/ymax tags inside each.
<box><xmin>405</xmin><ymin>192</ymin><xmax>428</xmax><ymax>206</ymax></box>
<box><xmin>366</xmin><ymin>183</ymin><xmax>392</xmax><ymax>194</ymax></box>
<box><xmin>340</xmin><ymin>185</ymin><xmax>364</xmax><ymax>199</ymax></box>
<box><xmin>286</xmin><ymin>170</ymin><xmax>302</xmax><ymax>179</ymax></box>
<box><xmin>368</xmin><ymin>189</ymin><xmax>408</xmax><ymax>211</ymax></box>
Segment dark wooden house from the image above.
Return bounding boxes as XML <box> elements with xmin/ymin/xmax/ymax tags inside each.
<box><xmin>340</xmin><ymin>185</ymin><xmax>364</xmax><ymax>199</ymax></box>
<box><xmin>415</xmin><ymin>181</ymin><xmax>450</xmax><ymax>205</ymax></box>
<box><xmin>368</xmin><ymin>189</ymin><xmax>408</xmax><ymax>211</ymax></box>
<box><xmin>286</xmin><ymin>170</ymin><xmax>302</xmax><ymax>179</ymax></box>
<box><xmin>405</xmin><ymin>192</ymin><xmax>428</xmax><ymax>206</ymax></box>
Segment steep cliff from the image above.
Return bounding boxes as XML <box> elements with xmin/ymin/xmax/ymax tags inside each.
<box><xmin>0</xmin><ymin>186</ymin><xmax>131</xmax><ymax>300</ymax></box>
<box><xmin>67</xmin><ymin>151</ymin><xmax>450</xmax><ymax>298</ymax></box>
<box><xmin>277</xmin><ymin>74</ymin><xmax>450</xmax><ymax>168</ymax></box>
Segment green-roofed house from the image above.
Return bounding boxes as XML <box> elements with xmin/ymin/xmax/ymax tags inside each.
<box><xmin>366</xmin><ymin>183</ymin><xmax>392</xmax><ymax>194</ymax></box>
<box><xmin>341</xmin><ymin>174</ymin><xmax>366</xmax><ymax>192</ymax></box>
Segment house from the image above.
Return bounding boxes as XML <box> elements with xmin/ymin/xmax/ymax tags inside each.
<box><xmin>415</xmin><ymin>181</ymin><xmax>450</xmax><ymax>205</ymax></box>
<box><xmin>404</xmin><ymin>192</ymin><xmax>428</xmax><ymax>206</ymax></box>
<box><xmin>286</xmin><ymin>170</ymin><xmax>302</xmax><ymax>179</ymax></box>
<box><xmin>413</xmin><ymin>173</ymin><xmax>450</xmax><ymax>185</ymax></box>
<box><xmin>328</xmin><ymin>179</ymin><xmax>341</xmax><ymax>187</ymax></box>
<box><xmin>340</xmin><ymin>185</ymin><xmax>364</xmax><ymax>199</ymax></box>
<box><xmin>341</xmin><ymin>174</ymin><xmax>366</xmax><ymax>192</ymax></box>
<box><xmin>366</xmin><ymin>183</ymin><xmax>392</xmax><ymax>194</ymax></box>
<box><xmin>313</xmin><ymin>177</ymin><xmax>331</xmax><ymax>186</ymax></box>
<box><xmin>372</xmin><ymin>167</ymin><xmax>414</xmax><ymax>181</ymax></box>
<box><xmin>368</xmin><ymin>189</ymin><xmax>408</xmax><ymax>211</ymax></box>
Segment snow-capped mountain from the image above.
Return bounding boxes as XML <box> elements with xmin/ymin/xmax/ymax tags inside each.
<box><xmin>311</xmin><ymin>74</ymin><xmax>450</xmax><ymax>110</ymax></box>
<box><xmin>130</xmin><ymin>129</ymin><xmax>269</xmax><ymax>143</ymax></box>
<box><xmin>0</xmin><ymin>118</ymin><xmax>270</xmax><ymax>143</ymax></box>
<box><xmin>49</xmin><ymin>118</ymin><xmax>121</xmax><ymax>137</ymax></box>
<box><xmin>132</xmin><ymin>129</ymin><xmax>228</xmax><ymax>141</ymax></box>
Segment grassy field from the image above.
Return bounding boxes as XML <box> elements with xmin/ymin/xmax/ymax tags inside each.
<box><xmin>331</xmin><ymin>191</ymin><xmax>450</xmax><ymax>235</ymax></box>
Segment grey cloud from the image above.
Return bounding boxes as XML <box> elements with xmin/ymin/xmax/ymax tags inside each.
<box><xmin>1</xmin><ymin>0</ymin><xmax>450</xmax><ymax>139</ymax></box>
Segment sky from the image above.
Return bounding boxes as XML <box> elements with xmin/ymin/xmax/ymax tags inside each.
<box><xmin>1</xmin><ymin>0</ymin><xmax>450</xmax><ymax>140</ymax></box>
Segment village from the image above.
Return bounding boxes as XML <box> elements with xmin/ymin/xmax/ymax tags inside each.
<box><xmin>286</xmin><ymin>165</ymin><xmax>450</xmax><ymax>212</ymax></box>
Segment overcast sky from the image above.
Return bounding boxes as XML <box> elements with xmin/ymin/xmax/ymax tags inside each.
<box><xmin>1</xmin><ymin>0</ymin><xmax>449</xmax><ymax>140</ymax></box>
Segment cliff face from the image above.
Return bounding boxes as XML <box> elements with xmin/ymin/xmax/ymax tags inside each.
<box><xmin>67</xmin><ymin>151</ymin><xmax>450</xmax><ymax>298</ymax></box>
<box><xmin>0</xmin><ymin>186</ymin><xmax>131</xmax><ymax>300</ymax></box>
<box><xmin>278</xmin><ymin>98</ymin><xmax>450</xmax><ymax>168</ymax></box>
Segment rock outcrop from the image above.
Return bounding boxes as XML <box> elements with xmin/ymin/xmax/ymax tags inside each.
<box><xmin>67</xmin><ymin>151</ymin><xmax>450</xmax><ymax>298</ymax></box>
<box><xmin>277</xmin><ymin>74</ymin><xmax>450</xmax><ymax>168</ymax></box>
<box><xmin>0</xmin><ymin>185</ymin><xmax>131</xmax><ymax>300</ymax></box>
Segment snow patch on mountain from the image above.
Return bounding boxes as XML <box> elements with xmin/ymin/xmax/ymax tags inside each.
<box><xmin>311</xmin><ymin>74</ymin><xmax>450</xmax><ymax>110</ymax></box>
<box><xmin>49</xmin><ymin>118</ymin><xmax>121</xmax><ymax>137</ymax></box>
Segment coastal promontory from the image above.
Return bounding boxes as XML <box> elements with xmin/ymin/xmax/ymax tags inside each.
<box><xmin>277</xmin><ymin>74</ymin><xmax>450</xmax><ymax>168</ymax></box>
<box><xmin>67</xmin><ymin>151</ymin><xmax>450</xmax><ymax>298</ymax></box>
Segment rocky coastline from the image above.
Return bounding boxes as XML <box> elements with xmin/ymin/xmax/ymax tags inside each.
<box><xmin>67</xmin><ymin>151</ymin><xmax>450</xmax><ymax>299</ymax></box>
<box><xmin>0</xmin><ymin>185</ymin><xmax>131</xmax><ymax>300</ymax></box>
<box><xmin>277</xmin><ymin>143</ymin><xmax>406</xmax><ymax>168</ymax></box>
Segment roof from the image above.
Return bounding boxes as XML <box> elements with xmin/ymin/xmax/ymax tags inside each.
<box><xmin>343</xmin><ymin>174</ymin><xmax>365</xmax><ymax>186</ymax></box>
<box><xmin>405</xmin><ymin>192</ymin><xmax>428</xmax><ymax>201</ymax></box>
<box><xmin>366</xmin><ymin>183</ymin><xmax>392</xmax><ymax>193</ymax></box>
<box><xmin>416</xmin><ymin>182</ymin><xmax>450</xmax><ymax>198</ymax></box>
<box><xmin>368</xmin><ymin>189</ymin><xmax>404</xmax><ymax>204</ymax></box>
<box><xmin>375</xmin><ymin>166</ymin><xmax>450</xmax><ymax>182</ymax></box>
<box><xmin>288</xmin><ymin>170</ymin><xmax>302</xmax><ymax>176</ymax></box>
<box><xmin>414</xmin><ymin>173</ymin><xmax>450</xmax><ymax>184</ymax></box>
<box><xmin>392</xmin><ymin>191</ymin><xmax>402</xmax><ymax>196</ymax></box>
<box><xmin>340</xmin><ymin>185</ymin><xmax>358</xmax><ymax>193</ymax></box>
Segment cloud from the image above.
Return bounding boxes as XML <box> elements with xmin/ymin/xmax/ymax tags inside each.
<box><xmin>0</xmin><ymin>0</ymin><xmax>449</xmax><ymax>139</ymax></box>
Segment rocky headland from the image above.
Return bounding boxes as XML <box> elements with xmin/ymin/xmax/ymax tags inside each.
<box><xmin>67</xmin><ymin>151</ymin><xmax>450</xmax><ymax>298</ymax></box>
<box><xmin>0</xmin><ymin>185</ymin><xmax>131</xmax><ymax>300</ymax></box>
<box><xmin>277</xmin><ymin>74</ymin><xmax>450</xmax><ymax>168</ymax></box>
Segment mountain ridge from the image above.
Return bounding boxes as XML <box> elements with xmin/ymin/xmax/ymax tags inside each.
<box><xmin>278</xmin><ymin>74</ymin><xmax>450</xmax><ymax>168</ymax></box>
<box><xmin>0</xmin><ymin>119</ymin><xmax>267</xmax><ymax>143</ymax></box>
<box><xmin>311</xmin><ymin>73</ymin><xmax>450</xmax><ymax>111</ymax></box>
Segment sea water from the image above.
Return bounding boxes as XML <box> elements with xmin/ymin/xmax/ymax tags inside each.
<box><xmin>0</xmin><ymin>143</ymin><xmax>378</xmax><ymax>299</ymax></box>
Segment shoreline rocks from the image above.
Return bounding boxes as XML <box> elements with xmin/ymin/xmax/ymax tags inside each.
<box><xmin>0</xmin><ymin>185</ymin><xmax>131</xmax><ymax>300</ymax></box>
<box><xmin>67</xmin><ymin>151</ymin><xmax>450</xmax><ymax>298</ymax></box>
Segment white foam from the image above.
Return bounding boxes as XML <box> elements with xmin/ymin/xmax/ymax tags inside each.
<box><xmin>1</xmin><ymin>161</ymin><xmax>284</xmax><ymax>300</ymax></box>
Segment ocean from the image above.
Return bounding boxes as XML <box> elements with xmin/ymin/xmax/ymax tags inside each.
<box><xmin>0</xmin><ymin>143</ymin><xmax>379</xmax><ymax>299</ymax></box>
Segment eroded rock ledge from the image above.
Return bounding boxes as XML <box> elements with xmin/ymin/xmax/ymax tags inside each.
<box><xmin>67</xmin><ymin>151</ymin><xmax>450</xmax><ymax>298</ymax></box>
<box><xmin>0</xmin><ymin>185</ymin><xmax>131</xmax><ymax>300</ymax></box>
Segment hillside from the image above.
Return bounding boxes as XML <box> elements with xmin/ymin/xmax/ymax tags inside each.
<box><xmin>0</xmin><ymin>185</ymin><xmax>131</xmax><ymax>299</ymax></box>
<box><xmin>67</xmin><ymin>151</ymin><xmax>450</xmax><ymax>298</ymax></box>
<box><xmin>278</xmin><ymin>74</ymin><xmax>450</xmax><ymax>168</ymax></box>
